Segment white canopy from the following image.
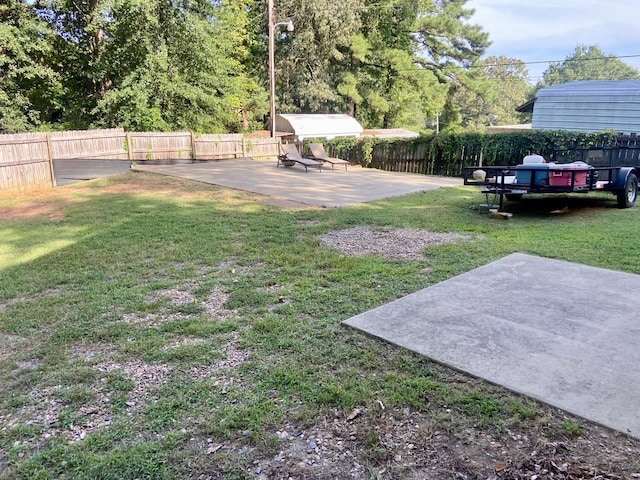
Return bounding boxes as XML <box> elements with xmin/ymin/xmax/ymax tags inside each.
<box><xmin>275</xmin><ymin>114</ymin><xmax>363</xmax><ymax>140</ymax></box>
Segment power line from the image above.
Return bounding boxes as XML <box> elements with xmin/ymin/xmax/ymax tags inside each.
<box><xmin>374</xmin><ymin>53</ymin><xmax>640</xmax><ymax>74</ymax></box>
<box><xmin>478</xmin><ymin>54</ymin><xmax>640</xmax><ymax>69</ymax></box>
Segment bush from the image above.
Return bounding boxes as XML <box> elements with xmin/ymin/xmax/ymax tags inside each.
<box><xmin>310</xmin><ymin>130</ymin><xmax>619</xmax><ymax>176</ymax></box>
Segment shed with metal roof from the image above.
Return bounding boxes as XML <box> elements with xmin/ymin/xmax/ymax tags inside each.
<box><xmin>528</xmin><ymin>80</ymin><xmax>640</xmax><ymax>134</ymax></box>
<box><xmin>274</xmin><ymin>114</ymin><xmax>364</xmax><ymax>141</ymax></box>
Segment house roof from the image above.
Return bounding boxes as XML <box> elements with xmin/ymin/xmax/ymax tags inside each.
<box><xmin>516</xmin><ymin>98</ymin><xmax>535</xmax><ymax>113</ymax></box>
<box><xmin>538</xmin><ymin>80</ymin><xmax>640</xmax><ymax>97</ymax></box>
<box><xmin>517</xmin><ymin>80</ymin><xmax>640</xmax><ymax>113</ymax></box>
<box><xmin>362</xmin><ymin>128</ymin><xmax>420</xmax><ymax>138</ymax></box>
<box><xmin>486</xmin><ymin>124</ymin><xmax>532</xmax><ymax>134</ymax></box>
<box><xmin>275</xmin><ymin>114</ymin><xmax>363</xmax><ymax>140</ymax></box>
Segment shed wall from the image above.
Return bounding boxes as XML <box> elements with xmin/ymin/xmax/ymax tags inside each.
<box><xmin>532</xmin><ymin>83</ymin><xmax>640</xmax><ymax>134</ymax></box>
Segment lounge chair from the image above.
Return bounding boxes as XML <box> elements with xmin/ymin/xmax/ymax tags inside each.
<box><xmin>277</xmin><ymin>144</ymin><xmax>322</xmax><ymax>173</ymax></box>
<box><xmin>306</xmin><ymin>143</ymin><xmax>350</xmax><ymax>170</ymax></box>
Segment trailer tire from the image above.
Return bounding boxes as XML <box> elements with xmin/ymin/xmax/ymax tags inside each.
<box><xmin>617</xmin><ymin>173</ymin><xmax>638</xmax><ymax>208</ymax></box>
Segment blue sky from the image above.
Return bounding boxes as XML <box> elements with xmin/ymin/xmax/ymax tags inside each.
<box><xmin>467</xmin><ymin>0</ymin><xmax>640</xmax><ymax>83</ymax></box>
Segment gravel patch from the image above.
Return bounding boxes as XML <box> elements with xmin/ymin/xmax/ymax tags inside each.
<box><xmin>204</xmin><ymin>406</ymin><xmax>640</xmax><ymax>480</ymax></box>
<box><xmin>0</xmin><ymin>334</ymin><xmax>28</xmax><ymax>361</ymax></box>
<box><xmin>3</xmin><ymin>352</ymin><xmax>173</xmax><ymax>448</ymax></box>
<box><xmin>69</xmin><ymin>343</ymin><xmax>119</xmax><ymax>363</ymax></box>
<box><xmin>93</xmin><ymin>360</ymin><xmax>173</xmax><ymax>413</ymax></box>
<box><xmin>164</xmin><ymin>337</ymin><xmax>207</xmax><ymax>350</ymax></box>
<box><xmin>143</xmin><ymin>284</ymin><xmax>235</xmax><ymax>322</ymax></box>
<box><xmin>187</xmin><ymin>339</ymin><xmax>250</xmax><ymax>382</ymax></box>
<box><xmin>320</xmin><ymin>226</ymin><xmax>471</xmax><ymax>260</ymax></box>
<box><xmin>201</xmin><ymin>287</ymin><xmax>235</xmax><ymax>320</ymax></box>
<box><xmin>120</xmin><ymin>312</ymin><xmax>192</xmax><ymax>327</ymax></box>
<box><xmin>5</xmin><ymin>384</ymin><xmax>113</xmax><ymax>446</ymax></box>
<box><xmin>153</xmin><ymin>289</ymin><xmax>197</xmax><ymax>306</ymax></box>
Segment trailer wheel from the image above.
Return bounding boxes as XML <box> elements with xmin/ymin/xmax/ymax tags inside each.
<box><xmin>505</xmin><ymin>194</ymin><xmax>523</xmax><ymax>201</ymax></box>
<box><xmin>617</xmin><ymin>173</ymin><xmax>638</xmax><ymax>208</ymax></box>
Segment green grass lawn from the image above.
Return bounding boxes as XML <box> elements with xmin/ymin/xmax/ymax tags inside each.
<box><xmin>1</xmin><ymin>172</ymin><xmax>639</xmax><ymax>479</ymax></box>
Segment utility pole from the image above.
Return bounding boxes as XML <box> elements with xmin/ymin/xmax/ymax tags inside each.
<box><xmin>268</xmin><ymin>2</ymin><xmax>293</xmax><ymax>138</ymax></box>
<box><xmin>268</xmin><ymin>0</ymin><xmax>276</xmax><ymax>138</ymax></box>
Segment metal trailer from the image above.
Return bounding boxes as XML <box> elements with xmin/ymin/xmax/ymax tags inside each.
<box><xmin>463</xmin><ymin>163</ymin><xmax>640</xmax><ymax>212</ymax></box>
<box><xmin>464</xmin><ymin>145</ymin><xmax>640</xmax><ymax>211</ymax></box>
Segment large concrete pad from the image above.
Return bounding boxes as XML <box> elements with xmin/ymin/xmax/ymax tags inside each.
<box><xmin>343</xmin><ymin>253</ymin><xmax>640</xmax><ymax>438</ymax></box>
<box><xmin>132</xmin><ymin>159</ymin><xmax>461</xmax><ymax>207</ymax></box>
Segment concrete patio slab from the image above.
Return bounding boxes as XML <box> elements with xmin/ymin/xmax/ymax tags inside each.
<box><xmin>343</xmin><ymin>253</ymin><xmax>640</xmax><ymax>439</ymax></box>
<box><xmin>132</xmin><ymin>159</ymin><xmax>461</xmax><ymax>207</ymax></box>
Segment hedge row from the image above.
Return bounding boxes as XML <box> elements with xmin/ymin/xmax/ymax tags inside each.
<box><xmin>311</xmin><ymin>131</ymin><xmax>622</xmax><ymax>176</ymax></box>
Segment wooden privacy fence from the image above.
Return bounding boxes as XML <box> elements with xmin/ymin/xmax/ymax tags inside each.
<box><xmin>0</xmin><ymin>129</ymin><xmax>127</xmax><ymax>191</ymax></box>
<box><xmin>0</xmin><ymin>132</ymin><xmax>52</xmax><ymax>191</ymax></box>
<box><xmin>127</xmin><ymin>132</ymin><xmax>281</xmax><ymax>162</ymax></box>
<box><xmin>337</xmin><ymin>141</ymin><xmax>483</xmax><ymax>177</ymax></box>
<box><xmin>0</xmin><ymin>130</ymin><xmax>282</xmax><ymax>192</ymax></box>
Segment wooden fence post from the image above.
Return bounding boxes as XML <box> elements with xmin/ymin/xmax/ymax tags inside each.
<box><xmin>46</xmin><ymin>133</ymin><xmax>56</xmax><ymax>187</ymax></box>
<box><xmin>126</xmin><ymin>133</ymin><xmax>133</xmax><ymax>161</ymax></box>
<box><xmin>191</xmin><ymin>131</ymin><xmax>196</xmax><ymax>161</ymax></box>
<box><xmin>242</xmin><ymin>137</ymin><xmax>247</xmax><ymax>158</ymax></box>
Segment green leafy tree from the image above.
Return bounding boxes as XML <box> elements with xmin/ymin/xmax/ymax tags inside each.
<box><xmin>539</xmin><ymin>44</ymin><xmax>640</xmax><ymax>88</ymax></box>
<box><xmin>0</xmin><ymin>0</ymin><xmax>61</xmax><ymax>132</ymax></box>
<box><xmin>341</xmin><ymin>0</ymin><xmax>450</xmax><ymax>130</ymax></box>
<box><xmin>274</xmin><ymin>0</ymin><xmax>488</xmax><ymax>131</ymax></box>
<box><xmin>38</xmin><ymin>0</ymin><xmax>267</xmax><ymax>131</ymax></box>
<box><xmin>447</xmin><ymin>56</ymin><xmax>532</xmax><ymax>131</ymax></box>
<box><xmin>274</xmin><ymin>0</ymin><xmax>365</xmax><ymax>113</ymax></box>
<box><xmin>413</xmin><ymin>0</ymin><xmax>489</xmax><ymax>72</ymax></box>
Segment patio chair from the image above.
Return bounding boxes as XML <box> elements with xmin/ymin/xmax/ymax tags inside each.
<box><xmin>277</xmin><ymin>144</ymin><xmax>322</xmax><ymax>173</ymax></box>
<box><xmin>306</xmin><ymin>143</ymin><xmax>350</xmax><ymax>170</ymax></box>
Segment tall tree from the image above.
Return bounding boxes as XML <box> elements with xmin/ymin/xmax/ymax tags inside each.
<box><xmin>413</xmin><ymin>0</ymin><xmax>489</xmax><ymax>73</ymax></box>
<box><xmin>273</xmin><ymin>0</ymin><xmax>489</xmax><ymax>131</ymax></box>
<box><xmin>539</xmin><ymin>44</ymin><xmax>640</xmax><ymax>88</ymax></box>
<box><xmin>38</xmin><ymin>0</ymin><xmax>267</xmax><ymax>131</ymax></box>
<box><xmin>0</xmin><ymin>0</ymin><xmax>61</xmax><ymax>132</ymax></box>
<box><xmin>35</xmin><ymin>0</ymin><xmax>111</xmax><ymax>127</ymax></box>
<box><xmin>274</xmin><ymin>0</ymin><xmax>365</xmax><ymax>113</ymax></box>
<box><xmin>447</xmin><ymin>56</ymin><xmax>532</xmax><ymax>131</ymax></box>
<box><xmin>341</xmin><ymin>0</ymin><xmax>449</xmax><ymax>130</ymax></box>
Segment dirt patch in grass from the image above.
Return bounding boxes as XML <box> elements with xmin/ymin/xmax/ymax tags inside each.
<box><xmin>146</xmin><ymin>285</ymin><xmax>236</xmax><ymax>323</ymax></box>
<box><xmin>320</xmin><ymin>226</ymin><xmax>471</xmax><ymax>260</ymax></box>
<box><xmin>120</xmin><ymin>312</ymin><xmax>192</xmax><ymax>327</ymax></box>
<box><xmin>201</xmin><ymin>287</ymin><xmax>235</xmax><ymax>320</ymax></box>
<box><xmin>152</xmin><ymin>289</ymin><xmax>198</xmax><ymax>306</ymax></box>
<box><xmin>201</xmin><ymin>404</ymin><xmax>640</xmax><ymax>480</ymax></box>
<box><xmin>0</xmin><ymin>201</ymin><xmax>69</xmax><ymax>221</ymax></box>
<box><xmin>164</xmin><ymin>337</ymin><xmax>208</xmax><ymax>351</ymax></box>
<box><xmin>187</xmin><ymin>337</ymin><xmax>250</xmax><ymax>382</ymax></box>
<box><xmin>191</xmin><ymin>365</ymin><xmax>606</xmax><ymax>480</ymax></box>
<box><xmin>0</xmin><ymin>334</ymin><xmax>29</xmax><ymax>361</ymax></box>
<box><xmin>5</xmin><ymin>358</ymin><xmax>173</xmax><ymax>449</ymax></box>
<box><xmin>93</xmin><ymin>360</ymin><xmax>173</xmax><ymax>413</ymax></box>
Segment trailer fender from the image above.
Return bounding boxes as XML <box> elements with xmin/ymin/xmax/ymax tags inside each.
<box><xmin>609</xmin><ymin>167</ymin><xmax>637</xmax><ymax>190</ymax></box>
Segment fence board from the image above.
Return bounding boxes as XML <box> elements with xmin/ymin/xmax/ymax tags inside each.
<box><xmin>50</xmin><ymin>128</ymin><xmax>127</xmax><ymax>161</ymax></box>
<box><xmin>245</xmin><ymin>138</ymin><xmax>280</xmax><ymax>160</ymax></box>
<box><xmin>194</xmin><ymin>134</ymin><xmax>244</xmax><ymax>159</ymax></box>
<box><xmin>128</xmin><ymin>132</ymin><xmax>192</xmax><ymax>160</ymax></box>
<box><xmin>0</xmin><ymin>160</ymin><xmax>51</xmax><ymax>191</ymax></box>
<box><xmin>0</xmin><ymin>132</ymin><xmax>51</xmax><ymax>190</ymax></box>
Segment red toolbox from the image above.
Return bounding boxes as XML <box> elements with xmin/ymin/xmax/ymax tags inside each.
<box><xmin>548</xmin><ymin>162</ymin><xmax>591</xmax><ymax>187</ymax></box>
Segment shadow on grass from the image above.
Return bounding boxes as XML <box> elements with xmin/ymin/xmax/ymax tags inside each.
<box><xmin>498</xmin><ymin>193</ymin><xmax>620</xmax><ymax>218</ymax></box>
